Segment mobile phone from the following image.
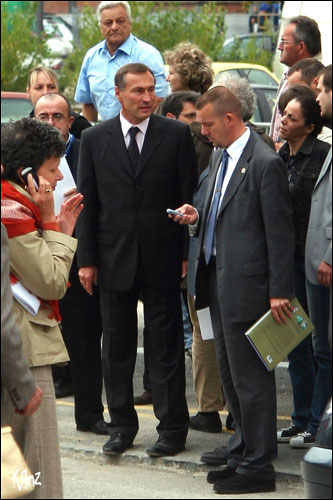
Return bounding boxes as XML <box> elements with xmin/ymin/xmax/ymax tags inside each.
<box><xmin>21</xmin><ymin>167</ymin><xmax>39</xmax><ymax>191</ymax></box>
<box><xmin>166</xmin><ymin>208</ymin><xmax>184</xmax><ymax>217</ymax></box>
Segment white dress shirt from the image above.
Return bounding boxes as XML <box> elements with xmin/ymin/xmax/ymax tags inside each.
<box><xmin>119</xmin><ymin>113</ymin><xmax>150</xmax><ymax>153</ymax></box>
<box><xmin>190</xmin><ymin>127</ymin><xmax>251</xmax><ymax>255</ymax></box>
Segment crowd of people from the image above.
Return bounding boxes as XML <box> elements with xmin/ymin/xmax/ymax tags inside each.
<box><xmin>1</xmin><ymin>1</ymin><xmax>331</xmax><ymax>498</ymax></box>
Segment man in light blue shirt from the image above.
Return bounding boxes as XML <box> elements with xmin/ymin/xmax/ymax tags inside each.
<box><xmin>74</xmin><ymin>1</ymin><xmax>168</xmax><ymax>122</ymax></box>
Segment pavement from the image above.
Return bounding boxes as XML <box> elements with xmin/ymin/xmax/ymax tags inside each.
<box><xmin>56</xmin><ymin>303</ymin><xmax>306</xmax><ymax>485</ymax></box>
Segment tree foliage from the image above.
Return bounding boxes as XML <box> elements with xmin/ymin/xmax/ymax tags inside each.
<box><xmin>1</xmin><ymin>2</ymin><xmax>51</xmax><ymax>91</ymax></box>
<box><xmin>59</xmin><ymin>1</ymin><xmax>226</xmax><ymax>99</ymax></box>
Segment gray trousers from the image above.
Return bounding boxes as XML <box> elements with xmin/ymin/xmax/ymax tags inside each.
<box><xmin>3</xmin><ymin>365</ymin><xmax>63</xmax><ymax>499</ymax></box>
<box><xmin>208</xmin><ymin>260</ymin><xmax>277</xmax><ymax>479</ymax></box>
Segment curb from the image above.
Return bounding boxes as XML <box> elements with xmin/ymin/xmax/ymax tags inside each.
<box><xmin>60</xmin><ymin>444</ymin><xmax>303</xmax><ymax>483</ymax></box>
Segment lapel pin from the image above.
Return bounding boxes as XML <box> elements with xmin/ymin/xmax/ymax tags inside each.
<box><xmin>241</xmin><ymin>168</ymin><xmax>246</xmax><ymax>174</ymax></box>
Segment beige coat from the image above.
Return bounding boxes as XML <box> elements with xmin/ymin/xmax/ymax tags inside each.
<box><xmin>6</xmin><ymin>185</ymin><xmax>77</xmax><ymax>367</ymax></box>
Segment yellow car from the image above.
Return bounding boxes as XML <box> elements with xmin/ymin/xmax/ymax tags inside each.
<box><xmin>212</xmin><ymin>62</ymin><xmax>279</xmax><ymax>86</ymax></box>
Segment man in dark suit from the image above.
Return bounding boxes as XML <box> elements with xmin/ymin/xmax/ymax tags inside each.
<box><xmin>76</xmin><ymin>63</ymin><xmax>197</xmax><ymax>457</ymax></box>
<box><xmin>171</xmin><ymin>86</ymin><xmax>295</xmax><ymax>494</ymax></box>
<box><xmin>34</xmin><ymin>94</ymin><xmax>105</xmax><ymax>435</ymax></box>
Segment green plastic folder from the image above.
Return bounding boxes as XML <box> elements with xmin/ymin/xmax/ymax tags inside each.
<box><xmin>245</xmin><ymin>298</ymin><xmax>314</xmax><ymax>371</ymax></box>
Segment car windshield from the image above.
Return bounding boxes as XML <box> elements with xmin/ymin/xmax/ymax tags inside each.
<box><xmin>1</xmin><ymin>98</ymin><xmax>32</xmax><ymax>124</ymax></box>
<box><xmin>242</xmin><ymin>68</ymin><xmax>277</xmax><ymax>86</ymax></box>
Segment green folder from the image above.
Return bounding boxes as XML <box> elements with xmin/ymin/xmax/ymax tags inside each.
<box><xmin>245</xmin><ymin>297</ymin><xmax>314</xmax><ymax>371</ymax></box>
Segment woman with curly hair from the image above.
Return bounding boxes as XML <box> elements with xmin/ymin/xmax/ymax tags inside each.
<box><xmin>1</xmin><ymin>118</ymin><xmax>83</xmax><ymax>498</ymax></box>
<box><xmin>164</xmin><ymin>42</ymin><xmax>214</xmax><ymax>95</ymax></box>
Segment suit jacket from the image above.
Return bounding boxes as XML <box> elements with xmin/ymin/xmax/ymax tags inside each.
<box><xmin>187</xmin><ymin>167</ymin><xmax>210</xmax><ymax>297</ymax></box>
<box><xmin>76</xmin><ymin>113</ymin><xmax>198</xmax><ymax>291</ymax></box>
<box><xmin>305</xmin><ymin>147</ymin><xmax>332</xmax><ymax>284</ymax></box>
<box><xmin>193</xmin><ymin>129</ymin><xmax>295</xmax><ymax>322</ymax></box>
<box><xmin>1</xmin><ymin>224</ymin><xmax>36</xmax><ymax>424</ymax></box>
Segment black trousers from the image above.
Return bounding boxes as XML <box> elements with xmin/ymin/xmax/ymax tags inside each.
<box><xmin>100</xmin><ymin>253</ymin><xmax>189</xmax><ymax>442</ymax></box>
<box><xmin>207</xmin><ymin>257</ymin><xmax>277</xmax><ymax>479</ymax></box>
<box><xmin>59</xmin><ymin>263</ymin><xmax>104</xmax><ymax>426</ymax></box>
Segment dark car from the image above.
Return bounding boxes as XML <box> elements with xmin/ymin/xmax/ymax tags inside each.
<box><xmin>301</xmin><ymin>398</ymin><xmax>332</xmax><ymax>499</ymax></box>
<box><xmin>1</xmin><ymin>92</ymin><xmax>32</xmax><ymax>126</ymax></box>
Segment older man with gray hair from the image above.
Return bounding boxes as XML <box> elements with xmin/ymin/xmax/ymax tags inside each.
<box><xmin>74</xmin><ymin>1</ymin><xmax>167</xmax><ymax>122</ymax></box>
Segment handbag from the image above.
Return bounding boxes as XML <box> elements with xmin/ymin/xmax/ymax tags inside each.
<box><xmin>1</xmin><ymin>426</ymin><xmax>35</xmax><ymax>499</ymax></box>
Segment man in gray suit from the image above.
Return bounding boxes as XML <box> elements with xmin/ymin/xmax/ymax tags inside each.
<box><xmin>304</xmin><ymin>64</ymin><xmax>332</xmax><ymax>431</ymax></box>
<box><xmin>170</xmin><ymin>86</ymin><xmax>295</xmax><ymax>495</ymax></box>
<box><xmin>1</xmin><ymin>224</ymin><xmax>43</xmax><ymax>425</ymax></box>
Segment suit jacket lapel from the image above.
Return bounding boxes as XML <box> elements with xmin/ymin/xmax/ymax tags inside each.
<box><xmin>218</xmin><ymin>132</ymin><xmax>255</xmax><ymax>216</ymax></box>
<box><xmin>135</xmin><ymin>115</ymin><xmax>163</xmax><ymax>178</ymax></box>
<box><xmin>201</xmin><ymin>149</ymin><xmax>223</xmax><ymax>225</ymax></box>
<box><xmin>107</xmin><ymin>116</ymin><xmax>134</xmax><ymax>178</ymax></box>
<box><xmin>314</xmin><ymin>147</ymin><xmax>332</xmax><ymax>189</ymax></box>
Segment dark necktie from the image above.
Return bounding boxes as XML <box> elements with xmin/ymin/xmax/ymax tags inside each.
<box><xmin>128</xmin><ymin>126</ymin><xmax>140</xmax><ymax>173</ymax></box>
<box><xmin>204</xmin><ymin>149</ymin><xmax>229</xmax><ymax>265</ymax></box>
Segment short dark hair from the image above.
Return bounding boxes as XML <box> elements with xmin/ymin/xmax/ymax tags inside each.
<box><xmin>318</xmin><ymin>64</ymin><xmax>332</xmax><ymax>91</ymax></box>
<box><xmin>279</xmin><ymin>85</ymin><xmax>323</xmax><ymax>136</ymax></box>
<box><xmin>34</xmin><ymin>92</ymin><xmax>73</xmax><ymax>117</ymax></box>
<box><xmin>288</xmin><ymin>58</ymin><xmax>324</xmax><ymax>85</ymax></box>
<box><xmin>196</xmin><ymin>86</ymin><xmax>243</xmax><ymax>120</ymax></box>
<box><xmin>1</xmin><ymin>118</ymin><xmax>66</xmax><ymax>184</ymax></box>
<box><xmin>161</xmin><ymin>91</ymin><xmax>200</xmax><ymax>118</ymax></box>
<box><xmin>114</xmin><ymin>63</ymin><xmax>156</xmax><ymax>90</ymax></box>
<box><xmin>278</xmin><ymin>84</ymin><xmax>315</xmax><ymax>114</ymax></box>
<box><xmin>289</xmin><ymin>16</ymin><xmax>322</xmax><ymax>57</ymax></box>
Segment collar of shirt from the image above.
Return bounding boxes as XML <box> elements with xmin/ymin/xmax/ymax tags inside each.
<box><xmin>221</xmin><ymin>126</ymin><xmax>251</xmax><ymax>197</ymax></box>
<box><xmin>100</xmin><ymin>33</ymin><xmax>135</xmax><ymax>59</ymax></box>
<box><xmin>119</xmin><ymin>112</ymin><xmax>150</xmax><ymax>152</ymax></box>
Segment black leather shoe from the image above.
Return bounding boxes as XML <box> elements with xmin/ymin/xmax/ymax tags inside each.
<box><xmin>213</xmin><ymin>473</ymin><xmax>276</xmax><ymax>494</ymax></box>
<box><xmin>190</xmin><ymin>412</ymin><xmax>222</xmax><ymax>433</ymax></box>
<box><xmin>207</xmin><ymin>466</ymin><xmax>236</xmax><ymax>484</ymax></box>
<box><xmin>76</xmin><ymin>420</ymin><xmax>110</xmax><ymax>435</ymax></box>
<box><xmin>200</xmin><ymin>445</ymin><xmax>229</xmax><ymax>465</ymax></box>
<box><xmin>134</xmin><ymin>390</ymin><xmax>152</xmax><ymax>405</ymax></box>
<box><xmin>54</xmin><ymin>381</ymin><xmax>73</xmax><ymax>399</ymax></box>
<box><xmin>103</xmin><ymin>433</ymin><xmax>134</xmax><ymax>455</ymax></box>
<box><xmin>146</xmin><ymin>437</ymin><xmax>185</xmax><ymax>457</ymax></box>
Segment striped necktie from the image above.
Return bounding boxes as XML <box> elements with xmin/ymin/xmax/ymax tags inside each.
<box><xmin>204</xmin><ymin>149</ymin><xmax>229</xmax><ymax>265</ymax></box>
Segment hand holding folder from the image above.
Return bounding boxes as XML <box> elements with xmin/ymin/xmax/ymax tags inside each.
<box><xmin>245</xmin><ymin>298</ymin><xmax>314</xmax><ymax>371</ymax></box>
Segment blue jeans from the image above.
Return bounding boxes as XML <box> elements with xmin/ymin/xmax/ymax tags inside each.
<box><xmin>305</xmin><ymin>279</ymin><xmax>332</xmax><ymax>434</ymax></box>
<box><xmin>288</xmin><ymin>259</ymin><xmax>316</xmax><ymax>430</ymax></box>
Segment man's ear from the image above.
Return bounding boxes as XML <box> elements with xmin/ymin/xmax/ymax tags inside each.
<box><xmin>166</xmin><ymin>112</ymin><xmax>177</xmax><ymax>120</ymax></box>
<box><xmin>115</xmin><ymin>86</ymin><xmax>121</xmax><ymax>103</ymax></box>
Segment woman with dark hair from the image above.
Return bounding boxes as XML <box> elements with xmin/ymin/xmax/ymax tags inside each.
<box><xmin>1</xmin><ymin>118</ymin><xmax>83</xmax><ymax>499</ymax></box>
<box><xmin>277</xmin><ymin>89</ymin><xmax>331</xmax><ymax>449</ymax></box>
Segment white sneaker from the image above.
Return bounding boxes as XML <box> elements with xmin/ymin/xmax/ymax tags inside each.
<box><xmin>277</xmin><ymin>424</ymin><xmax>303</xmax><ymax>443</ymax></box>
<box><xmin>289</xmin><ymin>431</ymin><xmax>316</xmax><ymax>448</ymax></box>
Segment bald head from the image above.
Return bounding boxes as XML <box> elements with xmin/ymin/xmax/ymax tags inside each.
<box><xmin>34</xmin><ymin>93</ymin><xmax>73</xmax><ymax>140</ymax></box>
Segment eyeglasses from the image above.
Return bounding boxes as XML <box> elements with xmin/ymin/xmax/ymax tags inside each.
<box><xmin>37</xmin><ymin>113</ymin><xmax>67</xmax><ymax>123</ymax></box>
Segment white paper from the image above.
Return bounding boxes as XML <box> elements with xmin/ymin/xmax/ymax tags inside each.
<box><xmin>11</xmin><ymin>281</ymin><xmax>40</xmax><ymax>316</ymax></box>
<box><xmin>53</xmin><ymin>156</ymin><xmax>76</xmax><ymax>215</ymax></box>
<box><xmin>197</xmin><ymin>307</ymin><xmax>214</xmax><ymax>340</ymax></box>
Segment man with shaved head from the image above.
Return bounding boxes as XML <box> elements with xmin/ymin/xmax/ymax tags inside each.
<box><xmin>170</xmin><ymin>86</ymin><xmax>295</xmax><ymax>495</ymax></box>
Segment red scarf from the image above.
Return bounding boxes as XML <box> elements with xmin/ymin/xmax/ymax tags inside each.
<box><xmin>1</xmin><ymin>180</ymin><xmax>62</xmax><ymax>322</ymax></box>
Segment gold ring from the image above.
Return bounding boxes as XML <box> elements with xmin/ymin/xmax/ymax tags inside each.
<box><xmin>45</xmin><ymin>188</ymin><xmax>52</xmax><ymax>192</ymax></box>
